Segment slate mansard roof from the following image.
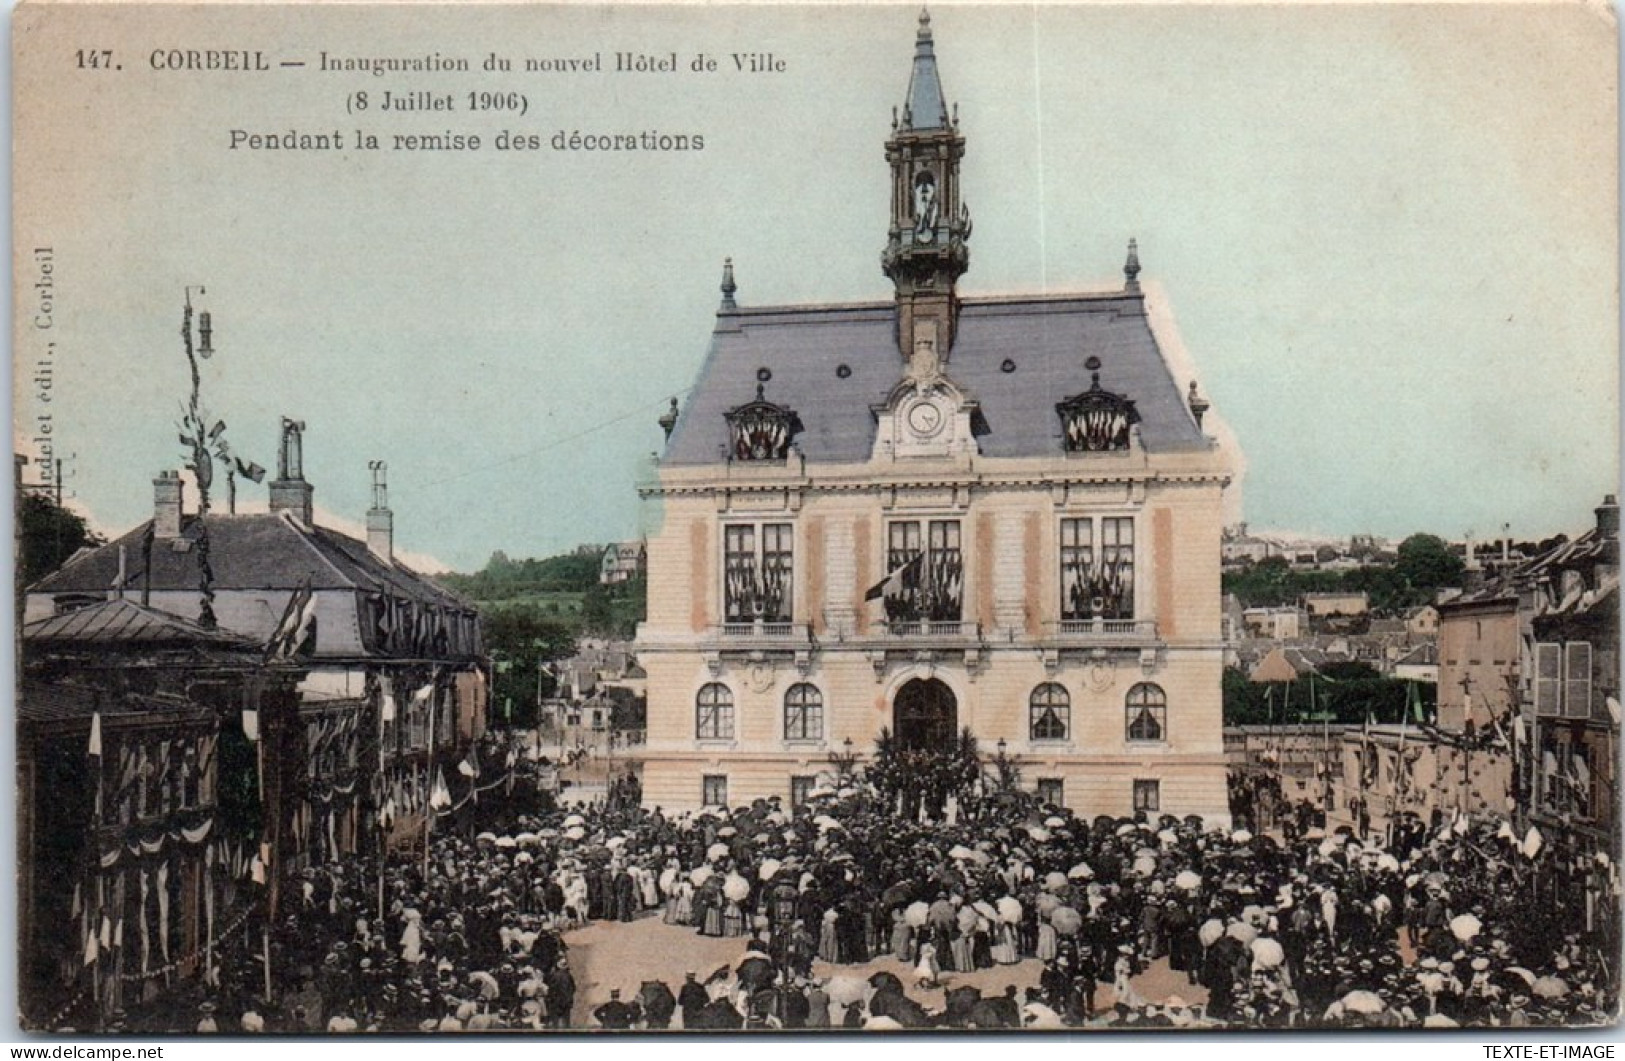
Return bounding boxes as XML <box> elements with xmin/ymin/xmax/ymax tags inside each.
<box><xmin>661</xmin><ymin>291</ymin><xmax>1211</xmax><ymax>467</ymax></box>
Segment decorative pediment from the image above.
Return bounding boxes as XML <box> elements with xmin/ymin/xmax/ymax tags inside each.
<box><xmin>872</xmin><ymin>377</ymin><xmax>981</xmax><ymax>461</ymax></box>
<box><xmin>723</xmin><ymin>383</ymin><xmax>801</xmax><ymax>461</ymax></box>
<box><xmin>1057</xmin><ymin>364</ymin><xmax>1140</xmax><ymax>453</ymax></box>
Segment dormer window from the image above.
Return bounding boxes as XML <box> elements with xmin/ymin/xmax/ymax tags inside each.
<box><xmin>1057</xmin><ymin>361</ymin><xmax>1140</xmax><ymax>453</ymax></box>
<box><xmin>723</xmin><ymin>383</ymin><xmax>800</xmax><ymax>461</ymax></box>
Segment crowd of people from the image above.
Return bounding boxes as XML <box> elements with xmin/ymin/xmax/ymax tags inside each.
<box><xmin>104</xmin><ymin>768</ymin><xmax>1618</xmax><ymax>1033</ymax></box>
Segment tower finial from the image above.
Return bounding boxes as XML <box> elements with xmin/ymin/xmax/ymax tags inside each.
<box><xmin>658</xmin><ymin>397</ymin><xmax>679</xmax><ymax>440</ymax></box>
<box><xmin>719</xmin><ymin>257</ymin><xmax>737</xmax><ymax>312</ymax></box>
<box><xmin>1124</xmin><ymin>238</ymin><xmax>1141</xmax><ymax>291</ymax></box>
<box><xmin>918</xmin><ymin>8</ymin><xmax>932</xmax><ymax>36</ymax></box>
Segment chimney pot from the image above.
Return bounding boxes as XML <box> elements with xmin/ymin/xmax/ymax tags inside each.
<box><xmin>1597</xmin><ymin>494</ymin><xmax>1619</xmax><ymax>540</ymax></box>
<box><xmin>153</xmin><ymin>471</ymin><xmax>185</xmax><ymax>539</ymax></box>
<box><xmin>367</xmin><ymin>460</ymin><xmax>393</xmax><ymax>564</ymax></box>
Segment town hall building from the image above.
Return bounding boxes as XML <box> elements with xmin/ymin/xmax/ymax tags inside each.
<box><xmin>635</xmin><ymin>13</ymin><xmax>1238</xmax><ymax>819</ymax></box>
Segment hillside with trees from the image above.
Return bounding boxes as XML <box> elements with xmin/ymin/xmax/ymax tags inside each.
<box><xmin>1223</xmin><ymin>532</ymin><xmax>1466</xmax><ymax>613</ymax></box>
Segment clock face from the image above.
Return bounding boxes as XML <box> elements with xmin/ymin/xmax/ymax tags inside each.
<box><xmin>906</xmin><ymin>399</ymin><xmax>944</xmax><ymax>438</ymax></box>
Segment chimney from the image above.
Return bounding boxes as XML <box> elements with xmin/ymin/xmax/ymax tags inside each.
<box><xmin>1596</xmin><ymin>494</ymin><xmax>1618</xmax><ymax>540</ymax></box>
<box><xmin>153</xmin><ymin>470</ymin><xmax>184</xmax><ymax>539</ymax></box>
<box><xmin>366</xmin><ymin>460</ymin><xmax>393</xmax><ymax>564</ymax></box>
<box><xmin>268</xmin><ymin>417</ymin><xmax>314</xmax><ymax>527</ymax></box>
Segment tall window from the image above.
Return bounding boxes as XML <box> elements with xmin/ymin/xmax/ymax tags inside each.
<box><xmin>1036</xmin><ymin>777</ymin><xmax>1065</xmax><ymax>808</ymax></box>
<box><xmin>784</xmin><ymin>683</ymin><xmax>824</xmax><ymax>741</ymax></box>
<box><xmin>696</xmin><ymin>683</ymin><xmax>735</xmax><ymax>740</ymax></box>
<box><xmin>1133</xmin><ymin>779</ymin><xmax>1160</xmax><ymax>813</ymax></box>
<box><xmin>1060</xmin><ymin>516</ymin><xmax>1134</xmax><ymax>621</ymax></box>
<box><xmin>1126</xmin><ymin>682</ymin><xmax>1166</xmax><ymax>742</ymax></box>
<box><xmin>702</xmin><ymin>774</ymin><xmax>729</xmax><ymax>808</ymax></box>
<box><xmin>790</xmin><ymin>775</ymin><xmax>815</xmax><ymax>808</ymax></box>
<box><xmin>881</xmin><ymin>519</ymin><xmax>963</xmax><ymax>623</ymax></box>
<box><xmin>723</xmin><ymin>523</ymin><xmax>793</xmax><ymax>623</ymax></box>
<box><xmin>1565</xmin><ymin>642</ymin><xmax>1593</xmax><ymax>719</ymax></box>
<box><xmin>1029</xmin><ymin>683</ymin><xmax>1070</xmax><ymax>741</ymax></box>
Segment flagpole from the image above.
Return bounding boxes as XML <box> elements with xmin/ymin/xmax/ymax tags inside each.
<box><xmin>422</xmin><ymin>673</ymin><xmax>438</xmax><ymax>879</ymax></box>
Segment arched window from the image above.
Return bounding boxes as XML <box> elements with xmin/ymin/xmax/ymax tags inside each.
<box><xmin>1126</xmin><ymin>682</ymin><xmax>1166</xmax><ymax>742</ymax></box>
<box><xmin>1029</xmin><ymin>683</ymin><xmax>1070</xmax><ymax>741</ymax></box>
<box><xmin>696</xmin><ymin>683</ymin><xmax>734</xmax><ymax>740</ymax></box>
<box><xmin>784</xmin><ymin>683</ymin><xmax>824</xmax><ymax>741</ymax></box>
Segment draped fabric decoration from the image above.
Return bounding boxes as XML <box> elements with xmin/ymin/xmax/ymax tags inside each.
<box><xmin>138</xmin><ymin>870</ymin><xmax>151</xmax><ymax>977</ymax></box>
<box><xmin>204</xmin><ymin>843</ymin><xmax>216</xmax><ymax>987</ymax></box>
<box><xmin>1056</xmin><ymin>368</ymin><xmax>1141</xmax><ymax>452</ymax></box>
<box><xmin>156</xmin><ymin>863</ymin><xmax>171</xmax><ymax>964</ymax></box>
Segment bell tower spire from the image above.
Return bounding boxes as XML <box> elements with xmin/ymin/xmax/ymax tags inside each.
<box><xmin>882</xmin><ymin>9</ymin><xmax>971</xmax><ymax>367</ymax></box>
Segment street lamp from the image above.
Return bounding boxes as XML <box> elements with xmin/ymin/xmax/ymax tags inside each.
<box><xmin>829</xmin><ymin>736</ymin><xmax>859</xmax><ymax>777</ymax></box>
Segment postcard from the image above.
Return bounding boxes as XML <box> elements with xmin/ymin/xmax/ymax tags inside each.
<box><xmin>12</xmin><ymin>0</ymin><xmax>1619</xmax><ymax>1037</ymax></box>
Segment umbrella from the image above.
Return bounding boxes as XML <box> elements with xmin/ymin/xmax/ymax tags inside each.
<box><xmin>1504</xmin><ymin>967</ymin><xmax>1538</xmax><ymax>987</ymax></box>
<box><xmin>515</xmin><ymin>832</ymin><xmax>540</xmax><ymax>846</ymax></box>
<box><xmin>972</xmin><ymin>900</ymin><xmax>999</xmax><ymax>922</ymax></box>
<box><xmin>475</xmin><ymin>832</ymin><xmax>497</xmax><ymax>844</ymax></box>
<box><xmin>1341</xmin><ymin>990</ymin><xmax>1385</xmax><ymax>1015</ymax></box>
<box><xmin>1116</xmin><ymin>824</ymin><xmax>1138</xmax><ymax>837</ymax></box>
<box><xmin>1035</xmin><ymin>894</ymin><xmax>1060</xmax><ymax>917</ymax></box>
<box><xmin>690</xmin><ymin>866</ymin><xmax>714</xmax><ymax>887</ymax></box>
<box><xmin>495</xmin><ymin>836</ymin><xmax>518</xmax><ymax>849</ymax></box>
<box><xmin>904</xmin><ymin>902</ymin><xmax>930</xmax><ymax>928</ymax></box>
<box><xmin>718</xmin><ymin>826</ymin><xmax>738</xmax><ymax>838</ymax></box>
<box><xmin>1250</xmin><ymin>937</ymin><xmax>1284</xmax><ymax>969</ymax></box>
<box><xmin>1226</xmin><ymin>921</ymin><xmax>1258</xmax><ymax>945</ymax></box>
<box><xmin>1132</xmin><ymin>855</ymin><xmax>1157</xmax><ymax>877</ymax></box>
<box><xmin>826</xmin><ymin>976</ymin><xmax>869</xmax><ymax>1007</ymax></box>
<box><xmin>1067</xmin><ymin>863</ymin><xmax>1093</xmax><ymax>881</ymax></box>
<box><xmin>1376</xmin><ymin>854</ymin><xmax>1400</xmax><ymax>873</ymax></box>
<box><xmin>707</xmin><ymin>843</ymin><xmax>730</xmax><ymax>862</ymax></box>
<box><xmin>562</xmin><ymin>827</ymin><xmax>584</xmax><ymax>842</ymax></box>
<box><xmin>723</xmin><ymin>874</ymin><xmax>751</xmax><ymax>903</ymax></box>
<box><xmin>1230</xmin><ymin>829</ymin><xmax>1253</xmax><ymax>844</ymax></box>
<box><xmin>1198</xmin><ymin>919</ymin><xmax>1225</xmax><ymax>948</ymax></box>
<box><xmin>948</xmin><ymin>845</ymin><xmax>976</xmax><ymax>861</ymax></box>
<box><xmin>1533</xmin><ymin>977</ymin><xmax>1568</xmax><ymax>999</ymax></box>
<box><xmin>1174</xmin><ymin>870</ymin><xmax>1202</xmax><ymax>892</ymax></box>
<box><xmin>658</xmin><ymin>868</ymin><xmax>678</xmax><ymax>895</ymax></box>
<box><xmin>1157</xmin><ymin>829</ymin><xmax>1179</xmax><ymax>847</ymax></box>
<box><xmin>604</xmin><ymin>836</ymin><xmax>625</xmax><ymax>850</ymax></box>
<box><xmin>1045</xmin><ymin>872</ymin><xmax>1070</xmax><ymax>891</ymax></box>
<box><xmin>957</xmin><ymin>905</ymin><xmax>979</xmax><ymax>932</ymax></box>
<box><xmin>1423</xmin><ymin>1014</ymin><xmax>1460</xmax><ymax>1028</ymax></box>
<box><xmin>1450</xmin><ymin>914</ymin><xmax>1482</xmax><ymax>943</ymax></box>
<box><xmin>469</xmin><ymin>971</ymin><xmax>500</xmax><ymax>1000</ymax></box>
<box><xmin>758</xmin><ymin>859</ymin><xmax>782</xmax><ymax>882</ymax></box>
<box><xmin>928</xmin><ymin>900</ymin><xmax>956</xmax><ymax>927</ymax></box>
<box><xmin>996</xmin><ymin>896</ymin><xmax>1022</xmax><ymax>924</ymax></box>
<box><xmin>1022</xmin><ymin>1003</ymin><xmax>1066</xmax><ymax>1029</ymax></box>
<box><xmin>562</xmin><ymin>814</ymin><xmax>586</xmax><ymax>828</ymax></box>
<box><xmin>1027</xmin><ymin>827</ymin><xmax>1051</xmax><ymax>843</ymax></box>
<box><xmin>1050</xmin><ymin>907</ymin><xmax>1082</xmax><ymax>936</ymax></box>
<box><xmin>1044</xmin><ymin>816</ymin><xmax>1066</xmax><ymax>828</ymax></box>
<box><xmin>736</xmin><ymin>956</ymin><xmax>775</xmax><ymax>991</ymax></box>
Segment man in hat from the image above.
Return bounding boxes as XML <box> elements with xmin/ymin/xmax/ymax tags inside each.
<box><xmin>677</xmin><ymin>971</ymin><xmax>709</xmax><ymax>1028</ymax></box>
<box><xmin>545</xmin><ymin>956</ymin><xmax>576</xmax><ymax>1029</ymax></box>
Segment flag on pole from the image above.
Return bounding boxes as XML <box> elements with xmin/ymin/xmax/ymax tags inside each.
<box><xmin>380</xmin><ymin>676</ymin><xmax>397</xmax><ymax>723</ymax></box>
<box><xmin>429</xmin><ymin>767</ymin><xmax>452</xmax><ymax>811</ymax></box>
<box><xmin>88</xmin><ymin>711</ymin><xmax>103</xmax><ymax>758</ymax></box>
<box><xmin>864</xmin><ymin>553</ymin><xmax>924</xmax><ymax>603</ymax></box>
<box><xmin>265</xmin><ymin>580</ymin><xmax>318</xmax><ymax>662</ymax></box>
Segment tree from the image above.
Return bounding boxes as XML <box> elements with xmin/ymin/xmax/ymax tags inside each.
<box><xmin>481</xmin><ymin>604</ymin><xmax>576</xmax><ymax>728</ymax></box>
<box><xmin>18</xmin><ymin>493</ymin><xmax>102</xmax><ymax>589</ymax></box>
<box><xmin>1395</xmin><ymin>533</ymin><xmax>1465</xmax><ymax>592</ymax></box>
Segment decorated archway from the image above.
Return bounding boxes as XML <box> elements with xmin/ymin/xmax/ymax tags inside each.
<box><xmin>892</xmin><ymin>677</ymin><xmax>958</xmax><ymax>751</ymax></box>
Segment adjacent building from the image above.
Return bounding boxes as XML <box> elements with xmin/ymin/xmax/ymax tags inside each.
<box><xmin>635</xmin><ymin>14</ymin><xmax>1237</xmax><ymax>818</ymax></box>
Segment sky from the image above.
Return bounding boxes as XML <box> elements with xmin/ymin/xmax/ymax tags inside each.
<box><xmin>12</xmin><ymin>2</ymin><xmax>1619</xmax><ymax>573</ymax></box>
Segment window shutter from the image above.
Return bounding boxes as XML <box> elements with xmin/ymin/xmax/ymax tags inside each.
<box><xmin>1535</xmin><ymin>643</ymin><xmax>1562</xmax><ymax>716</ymax></box>
<box><xmin>1564</xmin><ymin>642</ymin><xmax>1593</xmax><ymax>719</ymax></box>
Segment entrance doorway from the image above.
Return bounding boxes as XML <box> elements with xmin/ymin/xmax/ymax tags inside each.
<box><xmin>892</xmin><ymin>678</ymin><xmax>958</xmax><ymax>750</ymax></box>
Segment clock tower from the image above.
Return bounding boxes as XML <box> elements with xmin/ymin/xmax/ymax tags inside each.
<box><xmin>882</xmin><ymin>9</ymin><xmax>971</xmax><ymax>367</ymax></box>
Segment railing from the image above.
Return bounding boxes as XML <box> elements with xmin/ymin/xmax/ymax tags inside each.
<box><xmin>715</xmin><ymin>621</ymin><xmax>807</xmax><ymax>640</ymax></box>
<box><xmin>1051</xmin><ymin>618</ymin><xmax>1159</xmax><ymax>639</ymax></box>
<box><xmin>882</xmin><ymin>619</ymin><xmax>980</xmax><ymax>638</ymax></box>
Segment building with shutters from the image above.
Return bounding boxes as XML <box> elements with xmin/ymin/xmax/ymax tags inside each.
<box><xmin>633</xmin><ymin>13</ymin><xmax>1237</xmax><ymax>818</ymax></box>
